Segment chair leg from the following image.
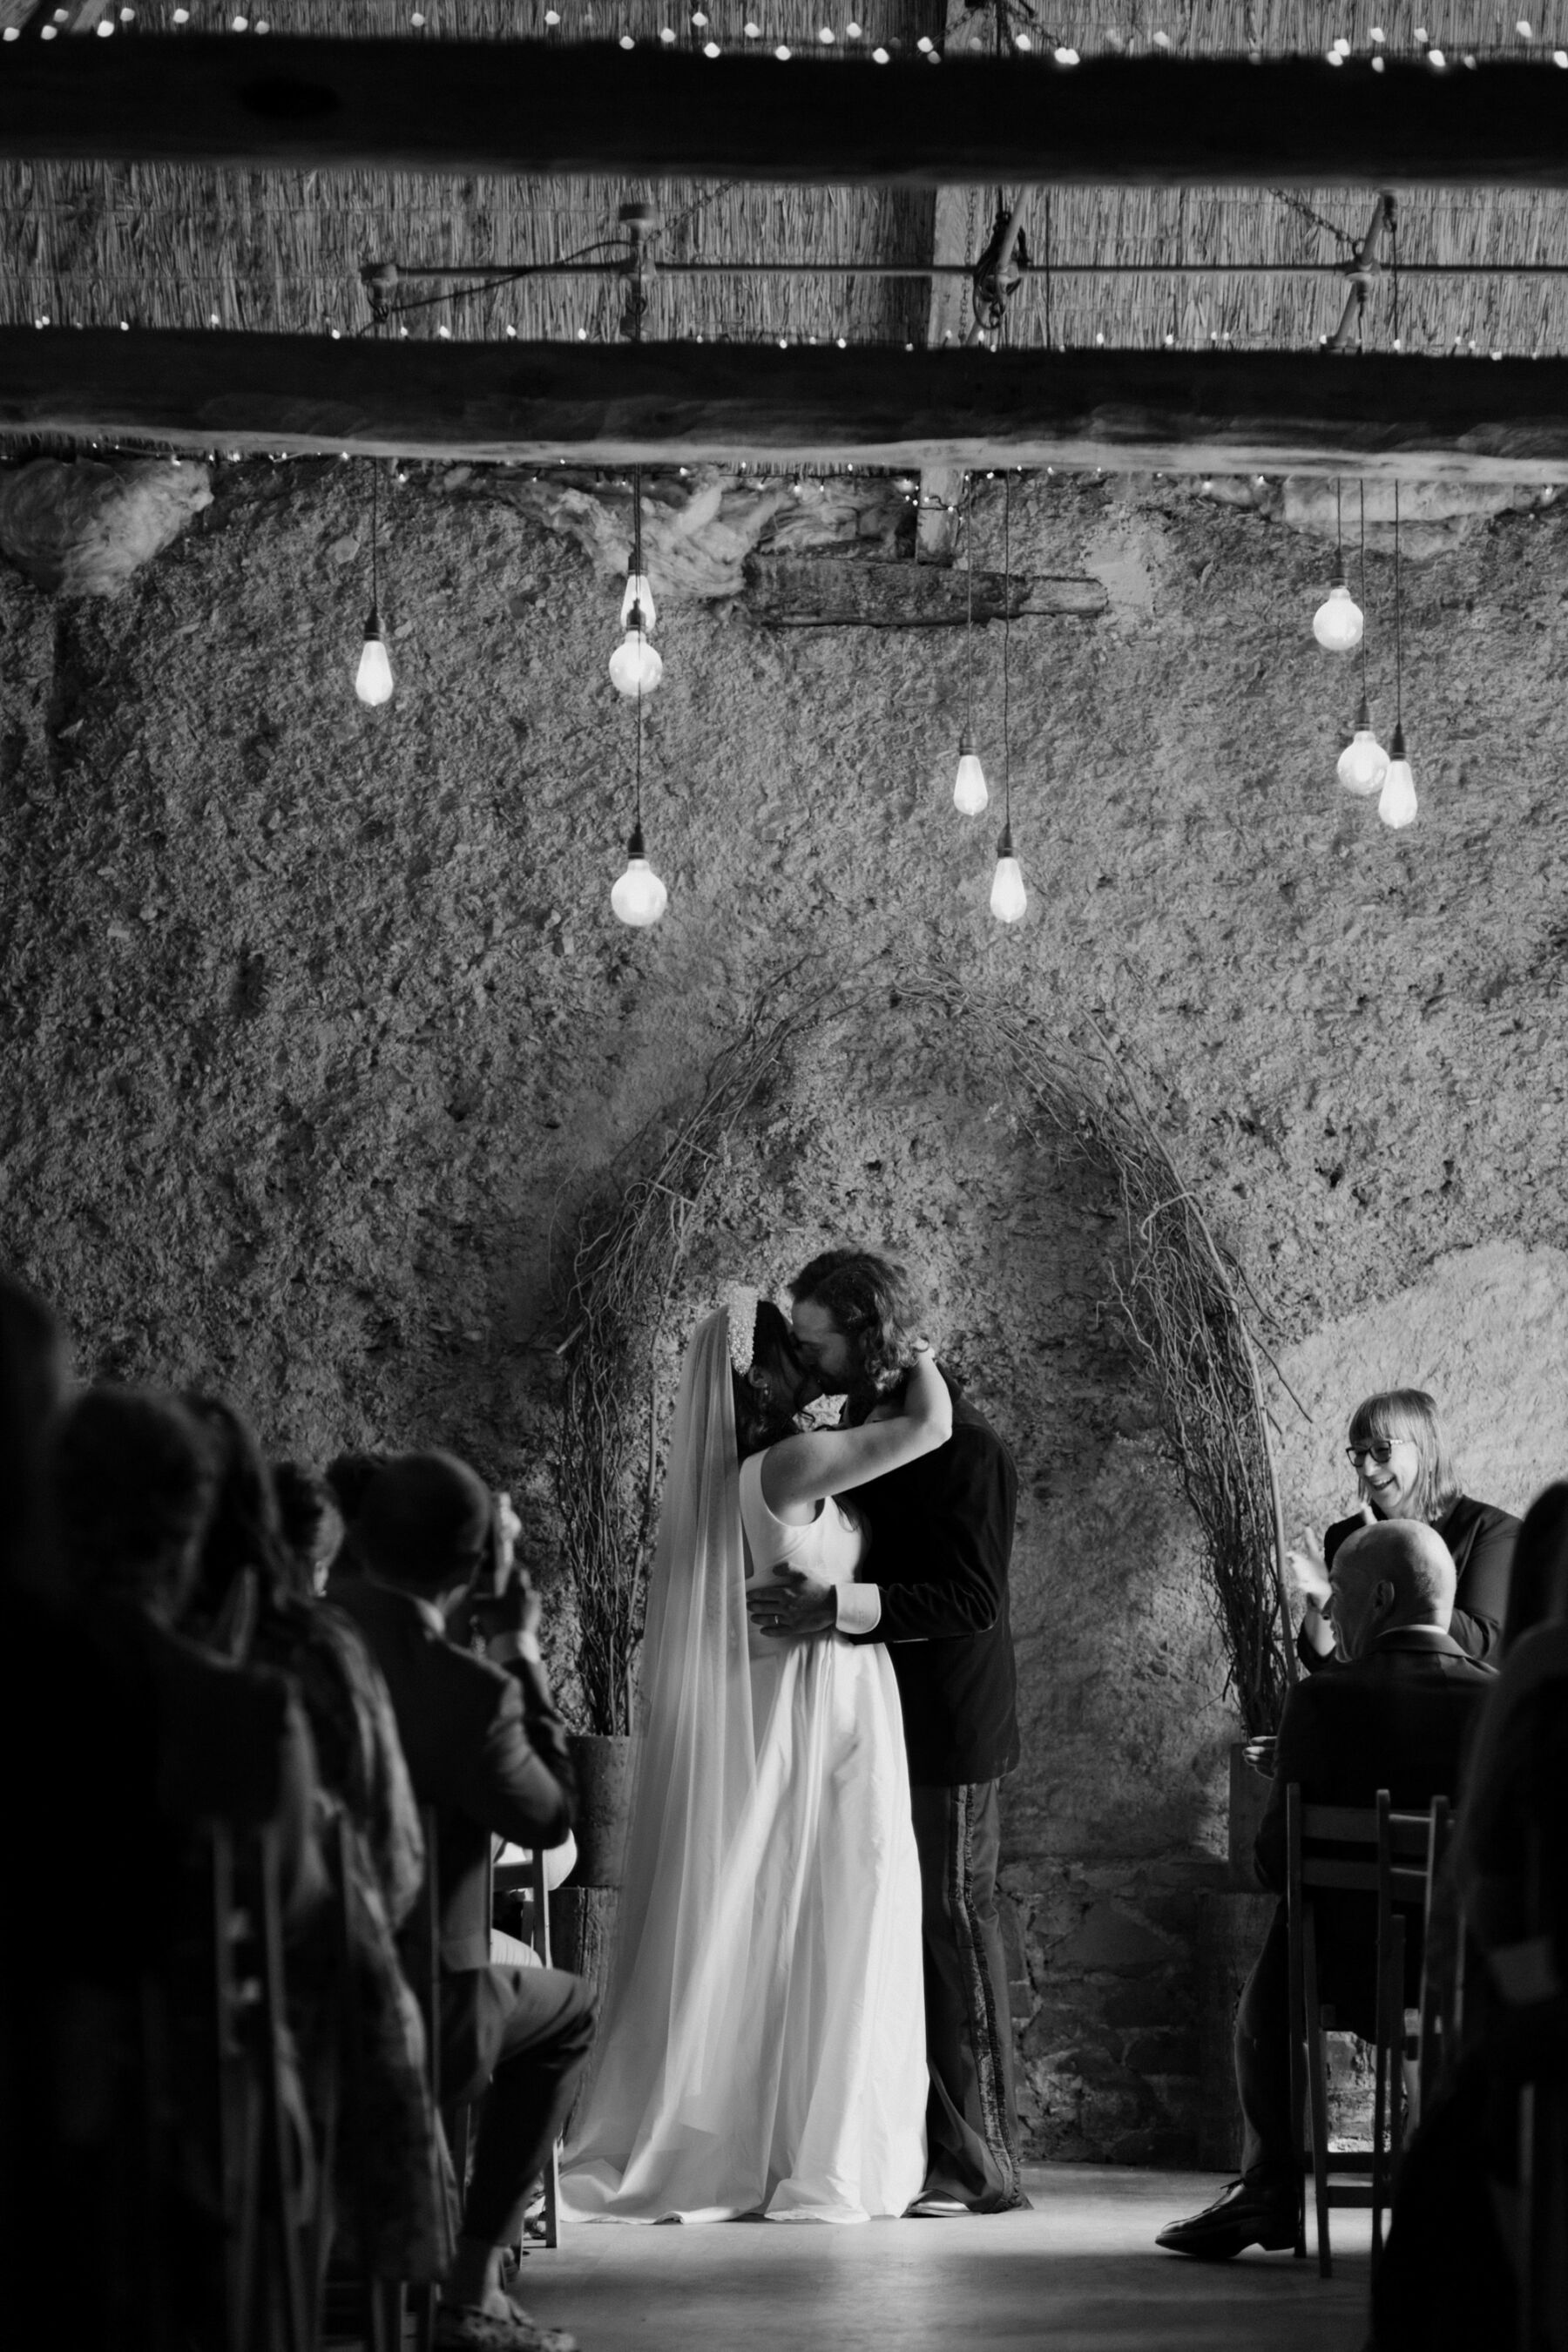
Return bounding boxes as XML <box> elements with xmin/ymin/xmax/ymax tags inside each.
<box><xmin>1288</xmin><ymin>1903</ymin><xmax>1308</xmax><ymax>2262</ymax></box>
<box><xmin>1303</xmin><ymin>1912</ymin><xmax>1334</xmax><ymax>2280</ymax></box>
<box><xmin>540</xmin><ymin>2141</ymin><xmax>561</xmax><ymax>2252</ymax></box>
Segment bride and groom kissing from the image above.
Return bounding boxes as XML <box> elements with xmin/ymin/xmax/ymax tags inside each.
<box><xmin>562</xmin><ymin>1247</ymin><xmax>1029</xmax><ymax>2225</ymax></box>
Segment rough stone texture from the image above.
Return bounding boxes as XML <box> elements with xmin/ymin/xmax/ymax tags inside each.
<box><xmin>3</xmin><ymin>456</ymin><xmax>1566</xmax><ymax>2161</ymax></box>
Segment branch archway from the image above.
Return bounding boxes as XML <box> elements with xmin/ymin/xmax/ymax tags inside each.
<box><xmin>553</xmin><ymin>963</ymin><xmax>1294</xmax><ymax>1740</ymax></box>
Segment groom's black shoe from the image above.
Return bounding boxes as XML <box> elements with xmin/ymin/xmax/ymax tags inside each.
<box><xmin>1154</xmin><ymin>2178</ymin><xmax>1296</xmax><ymax>2261</ymax></box>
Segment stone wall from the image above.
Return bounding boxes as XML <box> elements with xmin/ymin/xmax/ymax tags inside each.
<box><xmin>3</xmin><ymin>456</ymin><xmax>1566</xmax><ymax>2160</ymax></box>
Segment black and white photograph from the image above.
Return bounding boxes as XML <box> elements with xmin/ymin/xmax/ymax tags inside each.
<box><xmin>3</xmin><ymin>10</ymin><xmax>1567</xmax><ymax>2350</ymax></box>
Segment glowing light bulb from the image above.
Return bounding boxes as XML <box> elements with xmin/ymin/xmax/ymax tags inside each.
<box><xmin>1336</xmin><ymin>696</ymin><xmax>1388</xmax><ymax>796</ymax></box>
<box><xmin>953</xmin><ymin>731</ymin><xmax>989</xmax><ymax>814</ymax></box>
<box><xmin>355</xmin><ymin>610</ymin><xmax>394</xmax><ymax>706</ymax></box>
<box><xmin>619</xmin><ymin>569</ymin><xmax>657</xmax><ymax>630</ymax></box>
<box><xmin>1377</xmin><ymin>725</ymin><xmax>1417</xmax><ymax>828</ymax></box>
<box><xmin>608</xmin><ymin>613</ymin><xmax>664</xmax><ymax>697</ymax></box>
<box><xmin>1313</xmin><ymin>578</ymin><xmax>1363</xmax><ymax>651</ymax></box>
<box><xmin>610</xmin><ymin>827</ymin><xmax>669</xmax><ymax>927</ymax></box>
<box><xmin>990</xmin><ymin>823</ymin><xmax>1027</xmax><ymax>923</ymax></box>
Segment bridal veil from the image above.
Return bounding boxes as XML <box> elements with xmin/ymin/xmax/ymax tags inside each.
<box><xmin>561</xmin><ymin>1306</ymin><xmax>760</xmax><ymax>2211</ymax></box>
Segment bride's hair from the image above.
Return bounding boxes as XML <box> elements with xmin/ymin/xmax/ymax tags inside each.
<box><xmin>789</xmin><ymin>1249</ymin><xmax>926</xmax><ymax>1392</ymax></box>
<box><xmin>732</xmin><ymin>1299</ymin><xmax>803</xmax><ymax>1460</ymax></box>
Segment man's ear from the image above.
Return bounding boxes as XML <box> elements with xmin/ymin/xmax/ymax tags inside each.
<box><xmin>1369</xmin><ymin>1577</ymin><xmax>1397</xmax><ymax>1620</ymax></box>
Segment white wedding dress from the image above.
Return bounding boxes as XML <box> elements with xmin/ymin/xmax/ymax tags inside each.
<box><xmin>560</xmin><ymin>1308</ymin><xmax>926</xmax><ymax>2224</ymax></box>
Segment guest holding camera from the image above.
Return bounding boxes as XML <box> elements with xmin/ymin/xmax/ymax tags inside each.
<box><xmin>330</xmin><ymin>1450</ymin><xmax>591</xmax><ymax>2352</ymax></box>
<box><xmin>1288</xmin><ymin>1388</ymin><xmax>1518</xmax><ymax>1671</ymax></box>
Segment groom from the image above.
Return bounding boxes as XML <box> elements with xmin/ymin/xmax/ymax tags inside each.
<box><xmin>748</xmin><ymin>1247</ymin><xmax>1028</xmax><ymax>2216</ymax></box>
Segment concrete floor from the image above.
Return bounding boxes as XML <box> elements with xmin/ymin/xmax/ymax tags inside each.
<box><xmin>506</xmin><ymin>2167</ymin><xmax>1374</xmax><ymax>2352</ymax></box>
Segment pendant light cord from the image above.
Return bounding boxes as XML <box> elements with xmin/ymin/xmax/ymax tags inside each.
<box><xmin>635</xmin><ymin>683</ymin><xmax>644</xmax><ymax>831</ymax></box>
<box><xmin>369</xmin><ymin>457</ymin><xmax>380</xmax><ymax>615</ymax></box>
<box><xmin>964</xmin><ymin>474</ymin><xmax>975</xmax><ymax>737</ymax></box>
<box><xmin>1002</xmin><ymin>470</ymin><xmax>1012</xmax><ymax>828</ymax></box>
<box><xmin>1393</xmin><ymin>479</ymin><xmax>1403</xmax><ymax>727</ymax></box>
<box><xmin>1335</xmin><ymin>476</ymin><xmax>1343</xmax><ymax>582</ymax></box>
<box><xmin>1357</xmin><ymin>479</ymin><xmax>1369</xmax><ymax>700</ymax></box>
<box><xmin>632</xmin><ymin>462</ymin><xmax>644</xmax><ymax>595</ymax></box>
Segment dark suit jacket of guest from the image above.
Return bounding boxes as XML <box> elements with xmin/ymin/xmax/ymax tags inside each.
<box><xmin>1306</xmin><ymin>1495</ymin><xmax>1518</xmax><ymax>1671</ymax></box>
<box><xmin>332</xmin><ymin>1575</ymin><xmax>575</xmax><ymax>1972</ymax></box>
<box><xmin>845</xmin><ymin>1384</ymin><xmax>1019</xmax><ymax>1789</ymax></box>
<box><xmin>1256</xmin><ymin>1625</ymin><xmax>1495</xmax><ymax>2025</ymax></box>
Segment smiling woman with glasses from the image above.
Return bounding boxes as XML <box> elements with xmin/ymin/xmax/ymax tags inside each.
<box><xmin>1286</xmin><ymin>1388</ymin><xmax>1520</xmax><ymax>1673</ymax></box>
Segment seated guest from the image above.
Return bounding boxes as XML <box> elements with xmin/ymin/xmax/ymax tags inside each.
<box><xmin>1287</xmin><ymin>1388</ymin><xmax>1517</xmax><ymax>1670</ymax></box>
<box><xmin>49</xmin><ymin>1385</ymin><xmax>328</xmax><ymax>2347</ymax></box>
<box><xmin>1157</xmin><ymin>1518</ymin><xmax>1495</xmax><ymax>2261</ymax></box>
<box><xmin>184</xmin><ymin>1395</ymin><xmax>457</xmax><ymax>2286</ymax></box>
<box><xmin>273</xmin><ymin>1457</ymin><xmax>346</xmax><ymax>1597</ymax></box>
<box><xmin>1369</xmin><ymin>1481</ymin><xmax>1568</xmax><ymax>2349</ymax></box>
<box><xmin>330</xmin><ymin>1450</ymin><xmax>592</xmax><ymax>2352</ymax></box>
<box><xmin>57</xmin><ymin>1386</ymin><xmax>324</xmax><ymax>1921</ymax></box>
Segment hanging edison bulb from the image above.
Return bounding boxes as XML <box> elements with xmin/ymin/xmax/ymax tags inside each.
<box><xmin>953</xmin><ymin>730</ymin><xmax>989</xmax><ymax>814</ymax></box>
<box><xmin>990</xmin><ymin>821</ymin><xmax>1026</xmax><ymax>923</ymax></box>
<box><xmin>1313</xmin><ymin>577</ymin><xmax>1364</xmax><ymax>652</ymax></box>
<box><xmin>355</xmin><ymin>605</ymin><xmax>394</xmax><ymax>706</ymax></box>
<box><xmin>1377</xmin><ymin>723</ymin><xmax>1417</xmax><ymax>828</ymax></box>
<box><xmin>1337</xmin><ymin>694</ymin><xmax>1389</xmax><ymax>796</ymax></box>
<box><xmin>609</xmin><ymin>602</ymin><xmax>664</xmax><ymax>698</ymax></box>
<box><xmin>610</xmin><ymin>823</ymin><xmax>668</xmax><ymax>927</ymax></box>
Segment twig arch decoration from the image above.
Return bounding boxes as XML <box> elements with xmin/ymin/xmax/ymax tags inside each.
<box><xmin>554</xmin><ymin>963</ymin><xmax>1295</xmax><ymax>1740</ymax></box>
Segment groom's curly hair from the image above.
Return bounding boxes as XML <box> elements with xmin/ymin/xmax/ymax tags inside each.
<box><xmin>789</xmin><ymin>1249</ymin><xmax>927</xmax><ymax>1393</ymax></box>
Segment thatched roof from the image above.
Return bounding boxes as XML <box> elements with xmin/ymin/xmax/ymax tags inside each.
<box><xmin>5</xmin><ymin>0</ymin><xmax>1568</xmax><ymax>365</ymax></box>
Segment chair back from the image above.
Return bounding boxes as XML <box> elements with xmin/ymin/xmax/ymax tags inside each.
<box><xmin>1286</xmin><ymin>1784</ymin><xmax>1442</xmax><ymax>2280</ymax></box>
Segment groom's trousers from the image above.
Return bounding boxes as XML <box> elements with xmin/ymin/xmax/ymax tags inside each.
<box><xmin>910</xmin><ymin>1780</ymin><xmax>1029</xmax><ymax>2212</ymax></box>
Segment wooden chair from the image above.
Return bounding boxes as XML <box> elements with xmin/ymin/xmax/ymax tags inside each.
<box><xmin>193</xmin><ymin>1821</ymin><xmax>318</xmax><ymax>2352</ymax></box>
<box><xmin>491</xmin><ymin>1842</ymin><xmax>562</xmax><ymax>2248</ymax></box>
<box><xmin>1286</xmin><ymin>1785</ymin><xmax>1434</xmax><ymax>2278</ymax></box>
<box><xmin>1413</xmin><ymin>1794</ymin><xmax>1457</xmax><ymax>2126</ymax></box>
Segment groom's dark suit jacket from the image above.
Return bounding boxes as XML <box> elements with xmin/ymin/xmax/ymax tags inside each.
<box><xmin>847</xmin><ymin>1384</ymin><xmax>1019</xmax><ymax>1788</ymax></box>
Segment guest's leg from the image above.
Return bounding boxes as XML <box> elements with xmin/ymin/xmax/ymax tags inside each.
<box><xmin>909</xmin><ymin>1780</ymin><xmax>1027</xmax><ymax>2212</ymax></box>
<box><xmin>441</xmin><ymin>1966</ymin><xmax>595</xmax><ymax>2315</ymax></box>
<box><xmin>1235</xmin><ymin>1905</ymin><xmax>1294</xmax><ymax>2191</ymax></box>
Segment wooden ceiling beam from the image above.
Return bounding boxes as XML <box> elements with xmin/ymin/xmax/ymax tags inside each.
<box><xmin>6</xmin><ymin>38</ymin><xmax>1568</xmax><ymax>185</ymax></box>
<box><xmin>10</xmin><ymin>329</ymin><xmax>1568</xmax><ymax>478</ymax></box>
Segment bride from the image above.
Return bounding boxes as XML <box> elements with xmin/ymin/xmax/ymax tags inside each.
<box><xmin>560</xmin><ymin>1298</ymin><xmax>952</xmax><ymax>2223</ymax></box>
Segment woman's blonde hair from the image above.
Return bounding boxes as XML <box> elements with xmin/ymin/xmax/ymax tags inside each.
<box><xmin>1347</xmin><ymin>1389</ymin><xmax>1461</xmax><ymax>1524</ymax></box>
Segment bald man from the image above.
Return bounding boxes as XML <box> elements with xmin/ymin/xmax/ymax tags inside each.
<box><xmin>1158</xmin><ymin>1518</ymin><xmax>1496</xmax><ymax>2261</ymax></box>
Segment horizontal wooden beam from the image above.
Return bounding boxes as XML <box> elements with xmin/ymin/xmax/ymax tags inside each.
<box><xmin>744</xmin><ymin>558</ymin><xmax>1108</xmax><ymax>624</ymax></box>
<box><xmin>5</xmin><ymin>37</ymin><xmax>1568</xmax><ymax>185</ymax></box>
<box><xmin>10</xmin><ymin>329</ymin><xmax>1568</xmax><ymax>479</ymax></box>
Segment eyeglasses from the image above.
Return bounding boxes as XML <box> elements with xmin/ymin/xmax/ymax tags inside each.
<box><xmin>1346</xmin><ymin>1440</ymin><xmax>1396</xmax><ymax>1469</ymax></box>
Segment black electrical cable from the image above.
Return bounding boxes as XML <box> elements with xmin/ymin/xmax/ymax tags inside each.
<box><xmin>1003</xmin><ymin>470</ymin><xmax>1012</xmax><ymax>831</ymax></box>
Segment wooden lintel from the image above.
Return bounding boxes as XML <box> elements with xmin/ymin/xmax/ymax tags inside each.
<box><xmin>12</xmin><ymin>331</ymin><xmax>1568</xmax><ymax>480</ymax></box>
<box><xmin>743</xmin><ymin>557</ymin><xmax>1107</xmax><ymax>625</ymax></box>
<box><xmin>6</xmin><ymin>39</ymin><xmax>1568</xmax><ymax>185</ymax></box>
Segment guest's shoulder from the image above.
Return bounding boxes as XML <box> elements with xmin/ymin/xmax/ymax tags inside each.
<box><xmin>1443</xmin><ymin>1494</ymin><xmax>1521</xmax><ymax>1541</ymax></box>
